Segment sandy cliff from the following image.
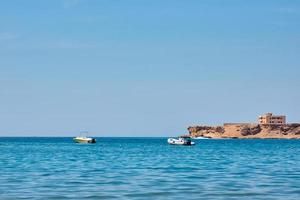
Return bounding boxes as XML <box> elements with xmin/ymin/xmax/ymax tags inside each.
<box><xmin>187</xmin><ymin>123</ymin><xmax>300</xmax><ymax>139</ymax></box>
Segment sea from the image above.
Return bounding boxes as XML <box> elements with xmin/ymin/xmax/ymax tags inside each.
<box><xmin>1</xmin><ymin>137</ymin><xmax>300</xmax><ymax>200</ymax></box>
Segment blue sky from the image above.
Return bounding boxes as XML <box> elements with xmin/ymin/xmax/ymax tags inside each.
<box><xmin>0</xmin><ymin>0</ymin><xmax>300</xmax><ymax>136</ymax></box>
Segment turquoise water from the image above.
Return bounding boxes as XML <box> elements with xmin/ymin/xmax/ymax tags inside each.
<box><xmin>1</xmin><ymin>138</ymin><xmax>300</xmax><ymax>199</ymax></box>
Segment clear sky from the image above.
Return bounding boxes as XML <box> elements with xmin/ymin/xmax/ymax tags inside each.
<box><xmin>0</xmin><ymin>0</ymin><xmax>299</xmax><ymax>136</ymax></box>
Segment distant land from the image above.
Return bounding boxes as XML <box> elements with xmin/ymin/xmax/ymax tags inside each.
<box><xmin>186</xmin><ymin>113</ymin><xmax>300</xmax><ymax>139</ymax></box>
<box><xmin>187</xmin><ymin>123</ymin><xmax>300</xmax><ymax>139</ymax></box>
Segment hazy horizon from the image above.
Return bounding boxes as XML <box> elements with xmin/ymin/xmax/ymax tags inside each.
<box><xmin>1</xmin><ymin>0</ymin><xmax>300</xmax><ymax>137</ymax></box>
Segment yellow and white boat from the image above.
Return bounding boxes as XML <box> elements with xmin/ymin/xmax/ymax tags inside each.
<box><xmin>73</xmin><ymin>136</ymin><xmax>96</xmax><ymax>143</ymax></box>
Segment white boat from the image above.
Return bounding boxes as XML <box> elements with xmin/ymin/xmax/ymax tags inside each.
<box><xmin>73</xmin><ymin>133</ymin><xmax>96</xmax><ymax>143</ymax></box>
<box><xmin>73</xmin><ymin>136</ymin><xmax>96</xmax><ymax>143</ymax></box>
<box><xmin>168</xmin><ymin>137</ymin><xmax>195</xmax><ymax>146</ymax></box>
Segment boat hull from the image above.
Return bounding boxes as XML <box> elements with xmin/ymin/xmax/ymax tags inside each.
<box><xmin>73</xmin><ymin>137</ymin><xmax>96</xmax><ymax>143</ymax></box>
<box><xmin>168</xmin><ymin>138</ymin><xmax>195</xmax><ymax>146</ymax></box>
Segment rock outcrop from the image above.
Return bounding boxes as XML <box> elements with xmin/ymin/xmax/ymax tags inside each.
<box><xmin>187</xmin><ymin>123</ymin><xmax>300</xmax><ymax>139</ymax></box>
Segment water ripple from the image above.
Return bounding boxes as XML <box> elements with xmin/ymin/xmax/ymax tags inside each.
<box><xmin>1</xmin><ymin>138</ymin><xmax>300</xmax><ymax>199</ymax></box>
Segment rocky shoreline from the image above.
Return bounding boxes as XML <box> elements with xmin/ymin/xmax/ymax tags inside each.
<box><xmin>187</xmin><ymin>123</ymin><xmax>300</xmax><ymax>139</ymax></box>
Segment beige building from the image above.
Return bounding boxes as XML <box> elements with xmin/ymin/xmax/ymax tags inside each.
<box><xmin>258</xmin><ymin>113</ymin><xmax>286</xmax><ymax>125</ymax></box>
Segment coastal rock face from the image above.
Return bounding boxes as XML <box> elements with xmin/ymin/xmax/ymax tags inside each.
<box><xmin>188</xmin><ymin>123</ymin><xmax>300</xmax><ymax>139</ymax></box>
